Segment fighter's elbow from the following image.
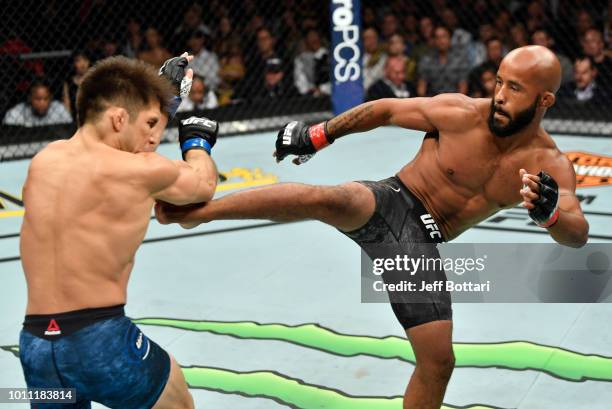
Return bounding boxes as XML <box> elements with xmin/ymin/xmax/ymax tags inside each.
<box><xmin>566</xmin><ymin>236</ymin><xmax>588</xmax><ymax>248</ymax></box>
<box><xmin>194</xmin><ymin>176</ymin><xmax>216</xmax><ymax>203</ymax></box>
<box><xmin>576</xmin><ymin>220</ymin><xmax>590</xmax><ymax>247</ymax></box>
<box><xmin>559</xmin><ymin>224</ymin><xmax>589</xmax><ymax>248</ymax></box>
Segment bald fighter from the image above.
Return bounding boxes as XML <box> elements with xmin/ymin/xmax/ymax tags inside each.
<box><xmin>157</xmin><ymin>46</ymin><xmax>589</xmax><ymax>408</ymax></box>
<box><xmin>19</xmin><ymin>55</ymin><xmax>218</xmax><ymax>408</ymax></box>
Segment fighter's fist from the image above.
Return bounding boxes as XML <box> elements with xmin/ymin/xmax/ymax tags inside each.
<box><xmin>519</xmin><ymin>169</ymin><xmax>559</xmax><ymax>228</ymax></box>
<box><xmin>274</xmin><ymin>121</ymin><xmax>333</xmax><ymax>165</ymax></box>
<box><xmin>159</xmin><ymin>52</ymin><xmax>193</xmax><ymax>98</ymax></box>
<box><xmin>179</xmin><ymin>116</ymin><xmax>219</xmax><ymax>157</ymax></box>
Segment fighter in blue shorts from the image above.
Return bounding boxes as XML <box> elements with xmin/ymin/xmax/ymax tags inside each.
<box><xmin>19</xmin><ymin>53</ymin><xmax>218</xmax><ymax>408</ymax></box>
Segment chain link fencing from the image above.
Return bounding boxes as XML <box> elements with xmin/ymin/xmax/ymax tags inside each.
<box><xmin>1</xmin><ymin>0</ymin><xmax>611</xmax><ymax>161</ymax></box>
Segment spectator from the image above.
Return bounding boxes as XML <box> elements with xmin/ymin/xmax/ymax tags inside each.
<box><xmin>381</xmin><ymin>13</ymin><xmax>401</xmax><ymax>41</ymax></box>
<box><xmin>509</xmin><ymin>23</ymin><xmax>529</xmax><ymax>50</ymax></box>
<box><xmin>366</xmin><ymin>56</ymin><xmax>416</xmax><ymax>101</ymax></box>
<box><xmin>137</xmin><ymin>28</ymin><xmax>172</xmax><ymax>70</ymax></box>
<box><xmin>244</xmin><ymin>27</ymin><xmax>282</xmax><ymax>87</ymax></box>
<box><xmin>261</xmin><ymin>58</ymin><xmax>298</xmax><ymax>99</ymax></box>
<box><xmin>559</xmin><ymin>56</ymin><xmax>610</xmax><ymax>103</ymax></box>
<box><xmin>417</xmin><ymin>25</ymin><xmax>469</xmax><ymax>96</ymax></box>
<box><xmin>277</xmin><ymin>10</ymin><xmax>302</xmax><ymax>60</ymax></box>
<box><xmin>412</xmin><ymin>16</ymin><xmax>436</xmax><ymax>63</ymax></box>
<box><xmin>469</xmin><ymin>22</ymin><xmax>498</xmax><ymax>68</ymax></box>
<box><xmin>387</xmin><ymin>33</ymin><xmax>417</xmax><ymax>82</ymax></box>
<box><xmin>177</xmin><ymin>76</ymin><xmax>219</xmax><ymax>112</ymax></box>
<box><xmin>3</xmin><ymin>80</ymin><xmax>72</xmax><ymax>127</ymax></box>
<box><xmin>557</xmin><ymin>8</ymin><xmax>596</xmax><ymax>59</ymax></box>
<box><xmin>218</xmin><ymin>41</ymin><xmax>246</xmax><ymax>105</ymax></box>
<box><xmin>293</xmin><ymin>29</ymin><xmax>330</xmax><ymax>96</ymax></box>
<box><xmin>244</xmin><ymin>14</ymin><xmax>266</xmax><ymax>42</ymax></box>
<box><xmin>520</xmin><ymin>0</ymin><xmax>550</xmax><ymax>33</ymax></box>
<box><xmin>215</xmin><ymin>16</ymin><xmax>239</xmax><ymax>57</ymax></box>
<box><xmin>441</xmin><ymin>8</ymin><xmax>472</xmax><ymax>49</ymax></box>
<box><xmin>575</xmin><ymin>9</ymin><xmax>595</xmax><ymax>41</ymax></box>
<box><xmin>471</xmin><ymin>66</ymin><xmax>497</xmax><ymax>98</ymax></box>
<box><xmin>187</xmin><ymin>29</ymin><xmax>220</xmax><ymax>91</ymax></box>
<box><xmin>171</xmin><ymin>3</ymin><xmax>212</xmax><ymax>54</ymax></box>
<box><xmin>101</xmin><ymin>36</ymin><xmax>121</xmax><ymax>59</ymax></box>
<box><xmin>0</xmin><ymin>32</ymin><xmax>45</xmax><ymax>112</ymax></box>
<box><xmin>403</xmin><ymin>14</ymin><xmax>420</xmax><ymax>48</ymax></box>
<box><xmin>362</xmin><ymin>7</ymin><xmax>377</xmax><ymax>29</ymax></box>
<box><xmin>480</xmin><ymin>66</ymin><xmax>497</xmax><ymax>99</ymax></box>
<box><xmin>363</xmin><ymin>27</ymin><xmax>388</xmax><ymax>90</ymax></box>
<box><xmin>581</xmin><ymin>28</ymin><xmax>612</xmax><ymax>90</ymax></box>
<box><xmin>531</xmin><ymin>29</ymin><xmax>573</xmax><ymax>85</ymax></box>
<box><xmin>235</xmin><ymin>57</ymin><xmax>298</xmax><ymax>100</ymax></box>
<box><xmin>494</xmin><ymin>9</ymin><xmax>512</xmax><ymax>42</ymax></box>
<box><xmin>62</xmin><ymin>51</ymin><xmax>91</xmax><ymax>120</ymax></box>
<box><xmin>468</xmin><ymin>37</ymin><xmax>504</xmax><ymax>96</ymax></box>
<box><xmin>123</xmin><ymin>18</ymin><xmax>143</xmax><ymax>59</ymax></box>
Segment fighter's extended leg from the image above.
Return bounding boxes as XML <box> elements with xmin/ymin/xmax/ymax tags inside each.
<box><xmin>403</xmin><ymin>320</ymin><xmax>455</xmax><ymax>409</ymax></box>
<box><xmin>156</xmin><ymin>182</ymin><xmax>375</xmax><ymax>232</ymax></box>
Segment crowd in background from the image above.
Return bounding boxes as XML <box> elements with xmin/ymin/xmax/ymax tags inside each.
<box><xmin>1</xmin><ymin>0</ymin><xmax>612</xmax><ymax>127</ymax></box>
<box><xmin>362</xmin><ymin>0</ymin><xmax>612</xmax><ymax>105</ymax></box>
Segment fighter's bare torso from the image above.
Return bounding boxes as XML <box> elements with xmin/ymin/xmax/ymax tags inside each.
<box><xmin>20</xmin><ymin>136</ymin><xmax>155</xmax><ymax>314</ymax></box>
<box><xmin>397</xmin><ymin>98</ymin><xmax>568</xmax><ymax>240</ymax></box>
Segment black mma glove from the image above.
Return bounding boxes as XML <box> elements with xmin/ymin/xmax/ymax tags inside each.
<box><xmin>179</xmin><ymin>116</ymin><xmax>219</xmax><ymax>159</ymax></box>
<box><xmin>159</xmin><ymin>55</ymin><xmax>193</xmax><ymax>119</ymax></box>
<box><xmin>528</xmin><ymin>171</ymin><xmax>560</xmax><ymax>228</ymax></box>
<box><xmin>275</xmin><ymin>121</ymin><xmax>334</xmax><ymax>164</ymax></box>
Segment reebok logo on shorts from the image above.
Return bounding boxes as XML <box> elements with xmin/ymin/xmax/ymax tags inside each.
<box><xmin>134</xmin><ymin>331</ymin><xmax>151</xmax><ymax>361</ymax></box>
<box><xmin>136</xmin><ymin>332</ymin><xmax>143</xmax><ymax>349</ymax></box>
<box><xmin>420</xmin><ymin>214</ymin><xmax>442</xmax><ymax>240</ymax></box>
<box><xmin>44</xmin><ymin>319</ymin><xmax>62</xmax><ymax>336</ymax></box>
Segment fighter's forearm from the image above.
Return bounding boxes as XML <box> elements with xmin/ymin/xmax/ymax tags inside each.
<box><xmin>547</xmin><ymin>210</ymin><xmax>589</xmax><ymax>248</ymax></box>
<box><xmin>185</xmin><ymin>150</ymin><xmax>218</xmax><ymax>202</ymax></box>
<box><xmin>326</xmin><ymin>101</ymin><xmax>389</xmax><ymax>139</ymax></box>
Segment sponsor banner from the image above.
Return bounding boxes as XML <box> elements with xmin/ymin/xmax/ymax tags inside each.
<box><xmin>330</xmin><ymin>0</ymin><xmax>363</xmax><ymax>115</ymax></box>
<box><xmin>565</xmin><ymin>151</ymin><xmax>612</xmax><ymax>187</ymax></box>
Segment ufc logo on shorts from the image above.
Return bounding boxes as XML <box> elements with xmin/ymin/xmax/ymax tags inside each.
<box><xmin>283</xmin><ymin>122</ymin><xmax>298</xmax><ymax>145</ymax></box>
<box><xmin>420</xmin><ymin>214</ymin><xmax>442</xmax><ymax>240</ymax></box>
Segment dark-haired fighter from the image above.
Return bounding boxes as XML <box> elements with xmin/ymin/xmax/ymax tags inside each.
<box><xmin>19</xmin><ymin>54</ymin><xmax>218</xmax><ymax>408</ymax></box>
<box><xmin>157</xmin><ymin>46</ymin><xmax>589</xmax><ymax>409</ymax></box>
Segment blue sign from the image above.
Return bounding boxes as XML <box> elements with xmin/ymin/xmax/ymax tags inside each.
<box><xmin>330</xmin><ymin>0</ymin><xmax>363</xmax><ymax>115</ymax></box>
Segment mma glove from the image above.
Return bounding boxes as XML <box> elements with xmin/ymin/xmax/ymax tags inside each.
<box><xmin>275</xmin><ymin>121</ymin><xmax>334</xmax><ymax>163</ymax></box>
<box><xmin>159</xmin><ymin>56</ymin><xmax>193</xmax><ymax>119</ymax></box>
<box><xmin>528</xmin><ymin>171</ymin><xmax>560</xmax><ymax>228</ymax></box>
<box><xmin>179</xmin><ymin>116</ymin><xmax>218</xmax><ymax>159</ymax></box>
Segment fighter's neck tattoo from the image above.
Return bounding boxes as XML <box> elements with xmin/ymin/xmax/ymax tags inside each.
<box><xmin>327</xmin><ymin>103</ymin><xmax>375</xmax><ymax>138</ymax></box>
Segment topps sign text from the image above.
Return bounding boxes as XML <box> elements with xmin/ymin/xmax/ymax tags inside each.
<box><xmin>332</xmin><ymin>0</ymin><xmax>360</xmax><ymax>82</ymax></box>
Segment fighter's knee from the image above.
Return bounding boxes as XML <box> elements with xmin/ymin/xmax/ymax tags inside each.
<box><xmin>417</xmin><ymin>350</ymin><xmax>455</xmax><ymax>382</ymax></box>
<box><xmin>318</xmin><ymin>185</ymin><xmax>354</xmax><ymax>212</ymax></box>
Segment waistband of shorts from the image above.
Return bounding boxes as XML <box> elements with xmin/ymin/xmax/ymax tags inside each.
<box><xmin>23</xmin><ymin>304</ymin><xmax>125</xmax><ymax>340</ymax></box>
